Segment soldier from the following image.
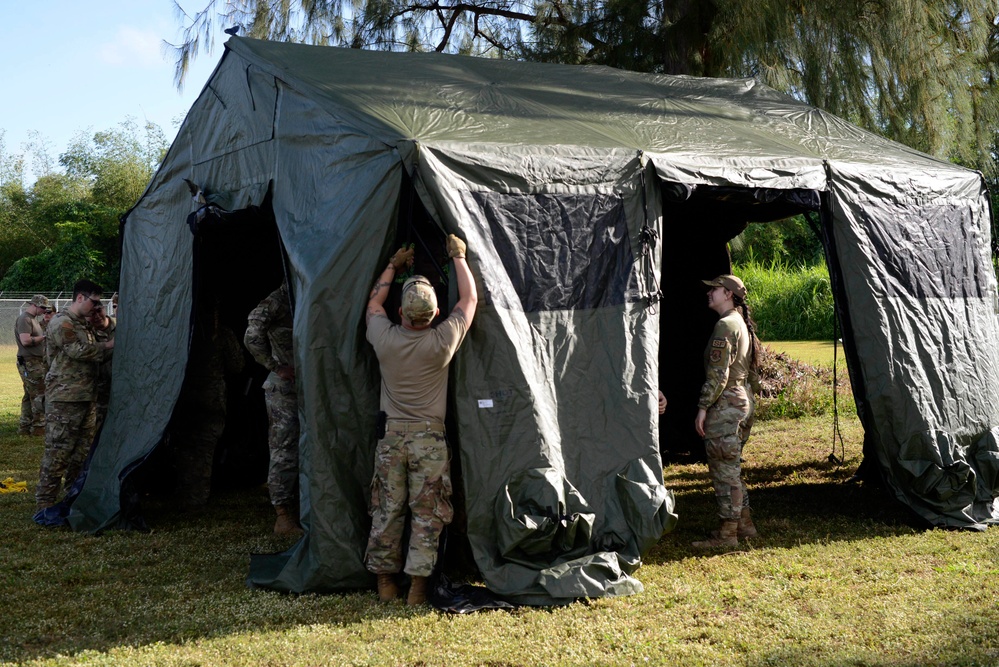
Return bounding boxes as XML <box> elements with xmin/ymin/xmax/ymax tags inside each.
<box><xmin>364</xmin><ymin>235</ymin><xmax>477</xmax><ymax>606</ymax></box>
<box><xmin>169</xmin><ymin>303</ymin><xmax>244</xmax><ymax>511</ymax></box>
<box><xmin>36</xmin><ymin>301</ymin><xmax>54</xmax><ymax>331</ymax></box>
<box><xmin>15</xmin><ymin>295</ymin><xmax>50</xmax><ymax>436</ymax></box>
<box><xmin>36</xmin><ymin>281</ymin><xmax>113</xmax><ymax>511</ymax></box>
<box><xmin>244</xmin><ymin>283</ymin><xmax>301</xmax><ymax>537</ymax></box>
<box><xmin>691</xmin><ymin>274</ymin><xmax>762</xmax><ymax>548</ymax></box>
<box><xmin>89</xmin><ymin>302</ymin><xmax>116</xmax><ymax>433</ymax></box>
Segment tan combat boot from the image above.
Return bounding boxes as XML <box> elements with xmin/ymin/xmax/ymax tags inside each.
<box><xmin>692</xmin><ymin>519</ymin><xmax>739</xmax><ymax>548</ymax></box>
<box><xmin>273</xmin><ymin>505</ymin><xmax>303</xmax><ymax>537</ymax></box>
<box><xmin>711</xmin><ymin>508</ymin><xmax>758</xmax><ymax>540</ymax></box>
<box><xmin>407</xmin><ymin>576</ymin><xmax>429</xmax><ymax>606</ymax></box>
<box><xmin>737</xmin><ymin>508</ymin><xmax>758</xmax><ymax>539</ymax></box>
<box><xmin>377</xmin><ymin>573</ymin><xmax>400</xmax><ymax>602</ymax></box>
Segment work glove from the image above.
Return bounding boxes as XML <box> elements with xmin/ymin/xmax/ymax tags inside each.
<box><xmin>447</xmin><ymin>234</ymin><xmax>467</xmax><ymax>259</ymax></box>
<box><xmin>389</xmin><ymin>246</ymin><xmax>415</xmax><ymax>270</ymax></box>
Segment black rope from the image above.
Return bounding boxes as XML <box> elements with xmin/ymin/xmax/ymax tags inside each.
<box><xmin>829</xmin><ymin>308</ymin><xmax>846</xmax><ymax>465</ymax></box>
<box><xmin>638</xmin><ymin>155</ymin><xmax>662</xmax><ymax>313</ymax></box>
<box><xmin>805</xmin><ymin>211</ymin><xmax>845</xmax><ymax>466</ymax></box>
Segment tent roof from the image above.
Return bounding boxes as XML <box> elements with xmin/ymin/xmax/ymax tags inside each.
<box><xmin>225</xmin><ymin>36</ymin><xmax>955</xmax><ymax>178</ymax></box>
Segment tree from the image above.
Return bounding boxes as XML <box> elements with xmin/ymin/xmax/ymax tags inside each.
<box><xmin>61</xmin><ymin>119</ymin><xmax>167</xmax><ymax>210</ymax></box>
<box><xmin>170</xmin><ymin>0</ymin><xmax>999</xmax><ymax>177</ymax></box>
<box><xmin>0</xmin><ymin>119</ymin><xmax>168</xmax><ymax>289</ymax></box>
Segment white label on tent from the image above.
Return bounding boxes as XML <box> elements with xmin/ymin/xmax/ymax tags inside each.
<box><xmin>478</xmin><ymin>399</ymin><xmax>494</xmax><ymax>409</ymax></box>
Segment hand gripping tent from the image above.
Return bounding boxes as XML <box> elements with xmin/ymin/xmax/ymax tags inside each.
<box><xmin>68</xmin><ymin>37</ymin><xmax>998</xmax><ymax>602</ymax></box>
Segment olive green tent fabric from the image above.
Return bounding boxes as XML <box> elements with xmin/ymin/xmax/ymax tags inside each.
<box><xmin>68</xmin><ymin>37</ymin><xmax>998</xmax><ymax>605</ymax></box>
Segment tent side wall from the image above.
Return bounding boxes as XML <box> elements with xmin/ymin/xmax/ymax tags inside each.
<box><xmin>248</xmin><ymin>84</ymin><xmax>406</xmax><ymax>592</ymax></box>
<box><xmin>68</xmin><ymin>52</ymin><xmax>282</xmax><ymax>532</ymax></box>
<box><xmin>411</xmin><ymin>146</ymin><xmax>676</xmax><ymax>603</ymax></box>
<box><xmin>828</xmin><ymin>163</ymin><xmax>999</xmax><ymax>528</ymax></box>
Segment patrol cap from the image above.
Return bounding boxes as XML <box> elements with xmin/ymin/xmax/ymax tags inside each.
<box><xmin>30</xmin><ymin>295</ymin><xmax>50</xmax><ymax>308</ymax></box>
<box><xmin>702</xmin><ymin>274</ymin><xmax>747</xmax><ymax>300</ymax></box>
<box><xmin>401</xmin><ymin>275</ymin><xmax>437</xmax><ymax>324</ymax></box>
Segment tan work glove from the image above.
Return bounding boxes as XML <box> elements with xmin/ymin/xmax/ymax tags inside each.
<box><xmin>447</xmin><ymin>234</ymin><xmax>467</xmax><ymax>259</ymax></box>
<box><xmin>389</xmin><ymin>246</ymin><xmax>415</xmax><ymax>270</ymax></box>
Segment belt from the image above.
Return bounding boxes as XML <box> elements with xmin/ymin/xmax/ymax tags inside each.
<box><xmin>385</xmin><ymin>419</ymin><xmax>445</xmax><ymax>433</ymax></box>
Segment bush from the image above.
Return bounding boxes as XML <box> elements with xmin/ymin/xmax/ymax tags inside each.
<box><xmin>754</xmin><ymin>345</ymin><xmax>855</xmax><ymax>421</ymax></box>
<box><xmin>737</xmin><ymin>260</ymin><xmax>834</xmax><ymax>341</ymax></box>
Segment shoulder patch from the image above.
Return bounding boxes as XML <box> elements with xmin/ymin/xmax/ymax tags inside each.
<box><xmin>709</xmin><ymin>349</ymin><xmax>723</xmax><ymax>363</ymax></box>
<box><xmin>61</xmin><ymin>320</ymin><xmax>77</xmax><ymax>343</ymax></box>
<box><xmin>711</xmin><ymin>338</ymin><xmax>727</xmax><ymax>348</ymax></box>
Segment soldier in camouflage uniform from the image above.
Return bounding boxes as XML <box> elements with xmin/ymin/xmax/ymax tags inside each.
<box><xmin>89</xmin><ymin>303</ymin><xmax>116</xmax><ymax>433</ymax></box>
<box><xmin>15</xmin><ymin>295</ymin><xmax>50</xmax><ymax>436</ymax></box>
<box><xmin>169</xmin><ymin>303</ymin><xmax>244</xmax><ymax>511</ymax></box>
<box><xmin>364</xmin><ymin>235</ymin><xmax>477</xmax><ymax>606</ymax></box>
<box><xmin>36</xmin><ymin>281</ymin><xmax>113</xmax><ymax>511</ymax></box>
<box><xmin>245</xmin><ymin>283</ymin><xmax>301</xmax><ymax>537</ymax></box>
<box><xmin>692</xmin><ymin>274</ymin><xmax>761</xmax><ymax>549</ymax></box>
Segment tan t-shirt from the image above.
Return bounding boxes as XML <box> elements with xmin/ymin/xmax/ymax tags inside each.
<box><xmin>14</xmin><ymin>311</ymin><xmax>44</xmax><ymax>357</ymax></box>
<box><xmin>366</xmin><ymin>312</ymin><xmax>468</xmax><ymax>422</ymax></box>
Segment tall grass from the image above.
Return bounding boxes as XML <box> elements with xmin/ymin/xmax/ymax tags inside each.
<box><xmin>737</xmin><ymin>260</ymin><xmax>835</xmax><ymax>341</ymax></box>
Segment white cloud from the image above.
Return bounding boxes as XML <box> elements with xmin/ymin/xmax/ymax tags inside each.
<box><xmin>98</xmin><ymin>26</ymin><xmax>165</xmax><ymax>68</ymax></box>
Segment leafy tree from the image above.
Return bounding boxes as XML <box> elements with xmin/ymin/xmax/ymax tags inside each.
<box><xmin>61</xmin><ymin>119</ymin><xmax>167</xmax><ymax>209</ymax></box>
<box><xmin>171</xmin><ymin>0</ymin><xmax>999</xmax><ymax>177</ymax></box>
<box><xmin>731</xmin><ymin>217</ymin><xmax>825</xmax><ymax>268</ymax></box>
<box><xmin>0</xmin><ymin>119</ymin><xmax>168</xmax><ymax>289</ymax></box>
<box><xmin>0</xmin><ymin>221</ymin><xmax>105</xmax><ymax>293</ymax></box>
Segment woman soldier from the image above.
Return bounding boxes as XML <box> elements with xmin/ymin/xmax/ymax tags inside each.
<box><xmin>692</xmin><ymin>274</ymin><xmax>761</xmax><ymax>548</ymax></box>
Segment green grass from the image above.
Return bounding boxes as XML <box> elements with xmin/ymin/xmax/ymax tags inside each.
<box><xmin>765</xmin><ymin>340</ymin><xmax>848</xmax><ymax>369</ymax></box>
<box><xmin>2</xmin><ymin>345</ymin><xmax>999</xmax><ymax>666</ymax></box>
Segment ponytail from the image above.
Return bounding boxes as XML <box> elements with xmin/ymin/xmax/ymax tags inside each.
<box><xmin>733</xmin><ymin>294</ymin><xmax>762</xmax><ymax>373</ymax></box>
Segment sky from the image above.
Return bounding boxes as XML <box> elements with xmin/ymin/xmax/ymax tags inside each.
<box><xmin>1</xmin><ymin>0</ymin><xmax>221</xmax><ymax>181</ymax></box>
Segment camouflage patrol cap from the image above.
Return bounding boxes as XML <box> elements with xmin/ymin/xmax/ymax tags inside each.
<box><xmin>702</xmin><ymin>274</ymin><xmax>747</xmax><ymax>300</ymax></box>
<box><xmin>401</xmin><ymin>275</ymin><xmax>437</xmax><ymax>325</ymax></box>
<box><xmin>30</xmin><ymin>295</ymin><xmax>50</xmax><ymax>309</ymax></box>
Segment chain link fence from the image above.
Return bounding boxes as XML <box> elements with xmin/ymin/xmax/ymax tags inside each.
<box><xmin>1</xmin><ymin>293</ymin><xmax>116</xmax><ymax>345</ymax></box>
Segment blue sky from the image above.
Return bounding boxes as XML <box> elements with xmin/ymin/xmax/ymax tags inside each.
<box><xmin>2</xmin><ymin>0</ymin><xmax>221</xmax><ymax>180</ymax></box>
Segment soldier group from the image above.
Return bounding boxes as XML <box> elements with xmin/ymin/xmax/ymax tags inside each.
<box><xmin>16</xmin><ymin>250</ymin><xmax>761</xmax><ymax>601</ymax></box>
<box><xmin>28</xmin><ymin>280</ymin><xmax>117</xmax><ymax>512</ymax></box>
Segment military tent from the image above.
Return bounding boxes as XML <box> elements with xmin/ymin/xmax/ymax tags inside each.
<box><xmin>67</xmin><ymin>37</ymin><xmax>998</xmax><ymax>604</ymax></box>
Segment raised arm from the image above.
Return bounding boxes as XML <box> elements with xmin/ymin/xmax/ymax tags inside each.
<box><xmin>366</xmin><ymin>247</ymin><xmax>414</xmax><ymax>325</ymax></box>
<box><xmin>447</xmin><ymin>234</ymin><xmax>477</xmax><ymax>325</ymax></box>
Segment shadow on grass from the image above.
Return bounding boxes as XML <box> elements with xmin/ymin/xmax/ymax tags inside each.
<box><xmin>647</xmin><ymin>457</ymin><xmax>927</xmax><ymax>564</ymax></box>
<box><xmin>1</xmin><ymin>487</ymin><xmax>417</xmax><ymax>664</ymax></box>
<box><xmin>0</xmin><ymin>449</ymin><xmax>943</xmax><ymax>664</ymax></box>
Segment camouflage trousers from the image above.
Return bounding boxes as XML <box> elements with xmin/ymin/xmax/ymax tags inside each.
<box><xmin>170</xmin><ymin>402</ymin><xmax>226</xmax><ymax>509</ymax></box>
<box><xmin>37</xmin><ymin>400</ymin><xmax>96</xmax><ymax>508</ymax></box>
<box><xmin>17</xmin><ymin>355</ymin><xmax>47</xmax><ymax>432</ymax></box>
<box><xmin>264</xmin><ymin>380</ymin><xmax>299</xmax><ymax>507</ymax></box>
<box><xmin>703</xmin><ymin>386</ymin><xmax>754</xmax><ymax>522</ymax></box>
<box><xmin>365</xmin><ymin>422</ymin><xmax>454</xmax><ymax>577</ymax></box>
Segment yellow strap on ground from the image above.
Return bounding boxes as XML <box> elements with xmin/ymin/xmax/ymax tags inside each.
<box><xmin>0</xmin><ymin>477</ymin><xmax>28</xmax><ymax>493</ymax></box>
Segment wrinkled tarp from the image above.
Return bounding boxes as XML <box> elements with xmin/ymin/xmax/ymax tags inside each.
<box><xmin>68</xmin><ymin>37</ymin><xmax>999</xmax><ymax>605</ymax></box>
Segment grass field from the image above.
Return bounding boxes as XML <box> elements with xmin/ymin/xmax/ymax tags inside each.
<box><xmin>2</xmin><ymin>344</ymin><xmax>998</xmax><ymax>666</ymax></box>
<box><xmin>765</xmin><ymin>340</ymin><xmax>849</xmax><ymax>368</ymax></box>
